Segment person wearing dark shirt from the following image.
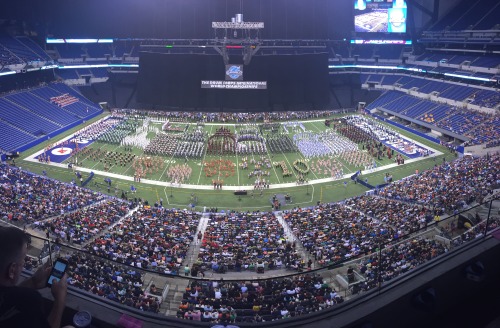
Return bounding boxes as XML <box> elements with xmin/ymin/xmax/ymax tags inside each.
<box><xmin>0</xmin><ymin>227</ymin><xmax>69</xmax><ymax>328</ymax></box>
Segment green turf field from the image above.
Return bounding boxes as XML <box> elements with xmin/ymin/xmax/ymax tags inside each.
<box><xmin>18</xmin><ymin>113</ymin><xmax>458</xmax><ymax>211</ymax></box>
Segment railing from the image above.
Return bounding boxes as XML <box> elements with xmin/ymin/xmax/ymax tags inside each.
<box><xmin>16</xmin><ymin>196</ymin><xmax>499</xmax><ymax>325</ymax></box>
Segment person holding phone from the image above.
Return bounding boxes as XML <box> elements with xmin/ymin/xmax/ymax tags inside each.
<box><xmin>0</xmin><ymin>227</ymin><xmax>70</xmax><ymax>328</ymax></box>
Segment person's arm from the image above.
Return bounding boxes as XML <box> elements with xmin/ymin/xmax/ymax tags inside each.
<box><xmin>47</xmin><ymin>273</ymin><xmax>68</xmax><ymax>328</ymax></box>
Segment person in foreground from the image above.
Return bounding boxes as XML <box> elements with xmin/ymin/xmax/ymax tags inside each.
<box><xmin>0</xmin><ymin>226</ymin><xmax>69</xmax><ymax>328</ymax></box>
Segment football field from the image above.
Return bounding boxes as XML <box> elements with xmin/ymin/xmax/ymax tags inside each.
<box><xmin>19</xmin><ymin>112</ymin><xmax>456</xmax><ymax>211</ymax></box>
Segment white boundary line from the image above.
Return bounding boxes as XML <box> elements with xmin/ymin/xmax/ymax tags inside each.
<box><xmin>23</xmin><ymin>118</ymin><xmax>443</xmax><ymax>191</ymax></box>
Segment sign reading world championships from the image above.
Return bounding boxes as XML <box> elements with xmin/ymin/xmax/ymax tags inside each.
<box><xmin>201</xmin><ymin>80</ymin><xmax>267</xmax><ymax>89</ymax></box>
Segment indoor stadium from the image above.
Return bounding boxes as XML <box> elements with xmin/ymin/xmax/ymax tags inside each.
<box><xmin>0</xmin><ymin>0</ymin><xmax>499</xmax><ymax>327</ymax></box>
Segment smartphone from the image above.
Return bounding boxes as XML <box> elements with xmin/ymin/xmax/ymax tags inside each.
<box><xmin>46</xmin><ymin>258</ymin><xmax>68</xmax><ymax>287</ymax></box>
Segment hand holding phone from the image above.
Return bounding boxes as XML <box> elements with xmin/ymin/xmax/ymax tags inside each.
<box><xmin>46</xmin><ymin>258</ymin><xmax>69</xmax><ymax>287</ymax></box>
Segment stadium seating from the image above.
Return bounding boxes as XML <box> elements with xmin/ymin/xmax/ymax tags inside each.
<box><xmin>403</xmin><ymin>100</ymin><xmax>438</xmax><ymax>118</ymax></box>
<box><xmin>30</xmin><ymin>86</ymin><xmax>100</xmax><ymax>119</ymax></box>
<box><xmin>0</xmin><ymin>36</ymin><xmax>44</xmax><ymax>63</ymax></box>
<box><xmin>55</xmin><ymin>44</ymin><xmax>86</xmax><ymax>58</ymax></box>
<box><xmin>400</xmin><ymin>78</ymin><xmax>429</xmax><ymax>90</ymax></box>
<box><xmin>383</xmin><ymin>95</ymin><xmax>422</xmax><ymax>114</ymax></box>
<box><xmin>0</xmin><ymin>82</ymin><xmax>102</xmax><ymax>152</ymax></box>
<box><xmin>0</xmin><ymin>121</ymin><xmax>36</xmax><ymax>151</ymax></box>
<box><xmin>1</xmin><ymin>108</ymin><xmax>497</xmax><ymax>325</ymax></box>
<box><xmin>0</xmin><ymin>44</ymin><xmax>20</xmax><ymax>66</ymax></box>
<box><xmin>15</xmin><ymin>36</ymin><xmax>52</xmax><ymax>61</ymax></box>
<box><xmin>0</xmin><ymin>98</ymin><xmax>61</xmax><ymax>136</ymax></box>
<box><xmin>421</xmin><ymin>104</ymin><xmax>451</xmax><ymax>122</ymax></box>
<box><xmin>380</xmin><ymin>75</ymin><xmax>401</xmax><ymax>86</ymax></box>
<box><xmin>417</xmin><ymin>80</ymin><xmax>452</xmax><ymax>94</ymax></box>
<box><xmin>90</xmin><ymin>68</ymin><xmax>109</xmax><ymax>78</ymax></box>
<box><xmin>85</xmin><ymin>44</ymin><xmax>112</xmax><ymax>58</ymax></box>
<box><xmin>56</xmin><ymin>69</ymin><xmax>80</xmax><ymax>80</ymax></box>
<box><xmin>6</xmin><ymin>92</ymin><xmax>79</xmax><ymax>126</ymax></box>
<box><xmin>365</xmin><ymin>91</ymin><xmax>404</xmax><ymax>110</ymax></box>
<box><xmin>471</xmin><ymin>56</ymin><xmax>500</xmax><ymax>68</ymax></box>
<box><xmin>366</xmin><ymin>86</ymin><xmax>499</xmax><ymax>145</ymax></box>
<box><xmin>438</xmin><ymin>84</ymin><xmax>475</xmax><ymax>101</ymax></box>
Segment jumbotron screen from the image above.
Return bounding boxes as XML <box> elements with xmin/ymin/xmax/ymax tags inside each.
<box><xmin>354</xmin><ymin>0</ymin><xmax>407</xmax><ymax>33</ymax></box>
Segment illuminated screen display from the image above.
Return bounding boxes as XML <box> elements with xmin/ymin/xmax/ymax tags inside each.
<box><xmin>354</xmin><ymin>0</ymin><xmax>407</xmax><ymax>33</ymax></box>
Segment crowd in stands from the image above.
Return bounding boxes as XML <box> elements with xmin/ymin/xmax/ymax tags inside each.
<box><xmin>284</xmin><ymin>204</ymin><xmax>395</xmax><ymax>266</ymax></box>
<box><xmin>485</xmin><ymin>139</ymin><xmax>500</xmax><ymax>149</ymax></box>
<box><xmin>197</xmin><ymin>213</ymin><xmax>302</xmax><ymax>273</ymax></box>
<box><xmin>378</xmin><ymin>154</ymin><xmax>500</xmax><ymax>212</ymax></box>
<box><xmin>112</xmin><ymin>108</ymin><xmax>349</xmax><ymax>124</ymax></box>
<box><xmin>65</xmin><ymin>252</ymin><xmax>161</xmax><ymax>313</ymax></box>
<box><xmin>344</xmin><ymin>196</ymin><xmax>436</xmax><ymax>237</ymax></box>
<box><xmin>471</xmin><ymin>92</ymin><xmax>500</xmax><ymax>109</ymax></box>
<box><xmin>451</xmin><ymin>216</ymin><xmax>500</xmax><ymax>247</ymax></box>
<box><xmin>85</xmin><ymin>207</ymin><xmax>200</xmax><ymax>275</ymax></box>
<box><xmin>178</xmin><ymin>273</ymin><xmax>344</xmax><ymax>323</ymax></box>
<box><xmin>0</xmin><ymin>164</ymin><xmax>104</xmax><ymax>223</ymax></box>
<box><xmin>34</xmin><ymin>199</ymin><xmax>129</xmax><ymax>245</ymax></box>
<box><xmin>0</xmin><ymin>46</ymin><xmax>20</xmax><ymax>66</ymax></box>
<box><xmin>2</xmin><ymin>151</ymin><xmax>496</xmax><ymax>322</ymax></box>
<box><xmin>355</xmin><ymin>237</ymin><xmax>448</xmax><ymax>292</ymax></box>
<box><xmin>435</xmin><ymin>108</ymin><xmax>491</xmax><ymax>135</ymax></box>
<box><xmin>463</xmin><ymin>113</ymin><xmax>500</xmax><ymax>146</ymax></box>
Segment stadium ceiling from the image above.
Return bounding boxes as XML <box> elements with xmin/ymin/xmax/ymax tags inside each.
<box><xmin>407</xmin><ymin>0</ymin><xmax>440</xmax><ymax>33</ymax></box>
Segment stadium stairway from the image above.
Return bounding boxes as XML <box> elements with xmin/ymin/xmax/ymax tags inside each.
<box><xmin>475</xmin><ymin>192</ymin><xmax>500</xmax><ymax>219</ymax></box>
<box><xmin>157</xmin><ymin>212</ymin><xmax>345</xmax><ymax>315</ymax></box>
<box><xmin>157</xmin><ymin>214</ymin><xmax>210</xmax><ymax>315</ymax></box>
